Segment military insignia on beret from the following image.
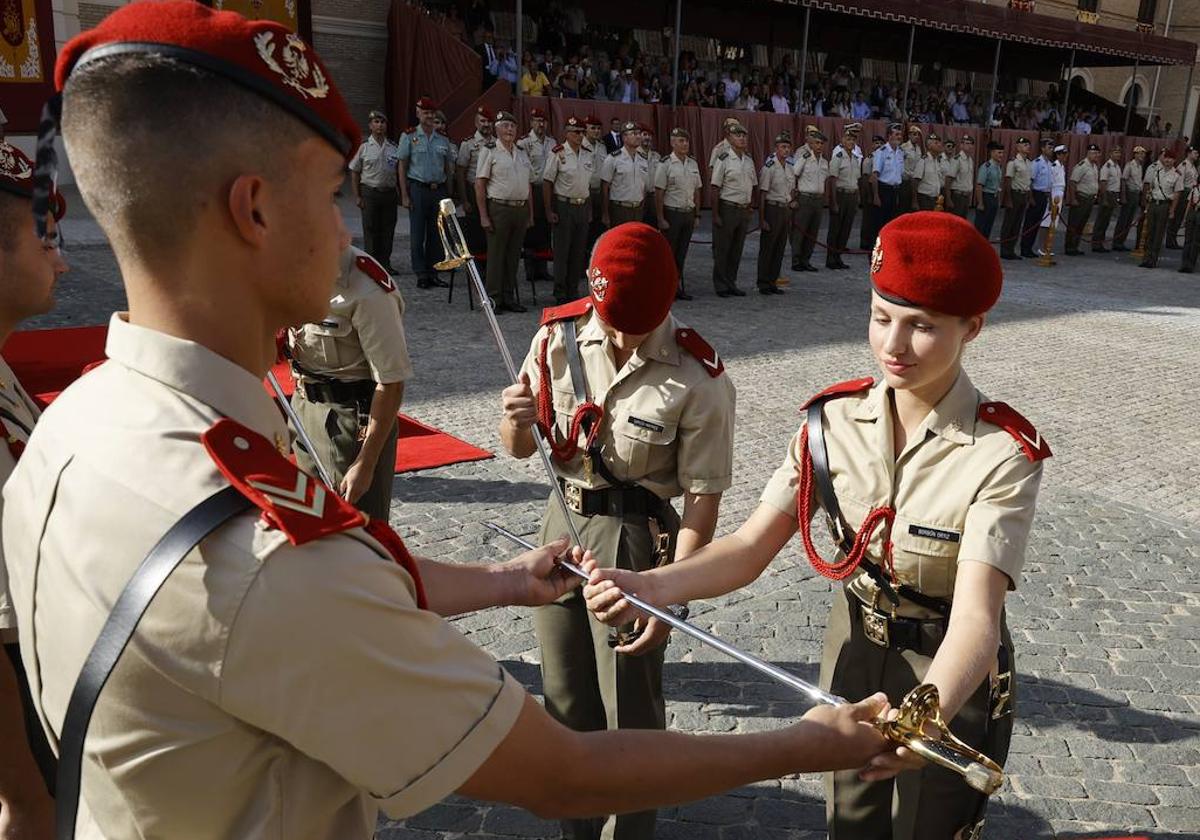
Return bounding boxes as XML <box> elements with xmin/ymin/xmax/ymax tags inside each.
<box><xmin>588</xmin><ymin>266</ymin><xmax>609</xmax><ymax>301</ymax></box>
<box><xmin>871</xmin><ymin>237</ymin><xmax>884</xmax><ymax>274</ymax></box>
<box><xmin>0</xmin><ymin>144</ymin><xmax>33</xmax><ymax>182</ymax></box>
<box><xmin>254</xmin><ymin>31</ymin><xmax>329</xmax><ymax>100</ymax></box>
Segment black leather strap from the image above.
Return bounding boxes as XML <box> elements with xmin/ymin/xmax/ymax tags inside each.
<box><xmin>560</xmin><ymin>319</ymin><xmax>588</xmax><ymax>407</ymax></box>
<box><xmin>55</xmin><ymin>486</ymin><xmax>253</xmax><ymax>840</ymax></box>
<box><xmin>805</xmin><ymin>401</ymin><xmax>851</xmax><ymax>553</ymax></box>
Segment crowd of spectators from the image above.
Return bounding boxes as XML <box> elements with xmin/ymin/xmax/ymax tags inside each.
<box><xmin>415</xmin><ymin>0</ymin><xmax>1134</xmax><ymax>134</ymax></box>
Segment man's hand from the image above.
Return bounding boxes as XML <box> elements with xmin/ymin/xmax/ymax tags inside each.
<box><xmin>712</xmin><ymin>211</ymin><xmax>723</xmax><ymax>228</ymax></box>
<box><xmin>501</xmin><ymin>539</ymin><xmax>585</xmax><ymax>606</ymax></box>
<box><xmin>760</xmin><ymin>218</ymin><xmax>770</xmax><ymax>232</ymax></box>
<box><xmin>548</xmin><ymin>209</ymin><xmax>560</xmax><ymax>225</ymax></box>
<box><xmin>481</xmin><ymin>213</ymin><xmax>495</xmax><ymax>233</ymax></box>
<box><xmin>611</xmin><ymin>615</ymin><xmax>671</xmax><ymax>656</ymax></box>
<box><xmin>339</xmin><ymin>458</ymin><xmax>374</xmax><ymax>504</ymax></box>
<box><xmin>401</xmin><ymin>193</ymin><xmax>412</xmax><ymax>209</ymax></box>
<box><xmin>355</xmin><ymin>195</ymin><xmax>363</xmax><ymax>209</ymax></box>
<box><xmin>855</xmin><ymin>705</ymin><xmax>930</xmax><ymax>782</ymax></box>
<box><xmin>872</xmin><ymin>193</ymin><xmax>881</xmax><ymax>207</ymax></box>
<box><xmin>658</xmin><ymin>217</ymin><xmax>670</xmax><ymax>231</ymax></box>
<box><xmin>501</xmin><ymin>373</ymin><xmax>537</xmax><ymax>431</ymax></box>
<box><xmin>527</xmin><ymin>214</ymin><xmax>535</xmax><ymax>229</ymax></box>
<box><xmin>797</xmin><ymin>693</ymin><xmax>893</xmax><ymax>772</ymax></box>
<box><xmin>602</xmin><ymin>213</ymin><xmax>611</xmax><ymax>227</ymax></box>
<box><xmin>582</xmin><ymin>559</ymin><xmax>656</xmax><ymax>628</ymax></box>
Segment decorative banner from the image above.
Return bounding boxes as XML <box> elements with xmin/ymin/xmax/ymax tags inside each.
<box><xmin>1137</xmin><ymin>0</ymin><xmax>1158</xmax><ymax>33</ymax></box>
<box><xmin>200</xmin><ymin>0</ymin><xmax>312</xmax><ymax>41</ymax></box>
<box><xmin>0</xmin><ymin>0</ymin><xmax>54</xmax><ymax>133</ymax></box>
<box><xmin>1077</xmin><ymin>0</ymin><xmax>1100</xmax><ymax>24</ymax></box>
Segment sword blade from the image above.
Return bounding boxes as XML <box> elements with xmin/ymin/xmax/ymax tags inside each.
<box><xmin>266</xmin><ymin>370</ymin><xmax>337</xmax><ymax>490</ymax></box>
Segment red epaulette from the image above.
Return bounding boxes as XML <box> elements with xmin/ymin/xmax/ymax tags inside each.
<box><xmin>202</xmin><ymin>419</ymin><xmax>428</xmax><ymax>607</ymax></box>
<box><xmin>355</xmin><ymin>253</ymin><xmax>396</xmax><ymax>292</ymax></box>
<box><xmin>799</xmin><ymin>377</ymin><xmax>874</xmax><ymax>411</ymax></box>
<box><xmin>552</xmin><ymin>143</ymin><xmax>564</xmax><ymax>153</ymax></box>
<box><xmin>539</xmin><ymin>297</ymin><xmax>592</xmax><ymax>327</ymax></box>
<box><xmin>675</xmin><ymin>327</ymin><xmax>723</xmax><ymax>378</ymax></box>
<box><xmin>404</xmin><ymin>126</ymin><xmax>416</xmax><ymax>134</ymax></box>
<box><xmin>979</xmin><ymin>402</ymin><xmax>1052</xmax><ymax>462</ymax></box>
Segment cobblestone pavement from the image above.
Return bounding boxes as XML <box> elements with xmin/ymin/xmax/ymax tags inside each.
<box><xmin>38</xmin><ymin>192</ymin><xmax>1200</xmax><ymax>839</ymax></box>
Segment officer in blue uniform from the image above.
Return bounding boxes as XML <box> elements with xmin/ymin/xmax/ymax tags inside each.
<box><xmin>397</xmin><ymin>96</ymin><xmax>453</xmax><ymax>289</ymax></box>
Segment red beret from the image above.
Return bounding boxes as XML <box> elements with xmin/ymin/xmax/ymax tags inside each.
<box><xmin>587</xmin><ymin>223</ymin><xmax>676</xmax><ymax>334</ymax></box>
<box><xmin>529</xmin><ymin>107</ymin><xmax>547</xmax><ymax>119</ymax></box>
<box><xmin>476</xmin><ymin>105</ymin><xmax>494</xmax><ymax>121</ymax></box>
<box><xmin>55</xmin><ymin>1</ymin><xmax>359</xmax><ymax>157</ymax></box>
<box><xmin>585</xmin><ymin>114</ymin><xmax>602</xmax><ymax>127</ymax></box>
<box><xmin>0</xmin><ymin>142</ymin><xmax>66</xmax><ymax>220</ymax></box>
<box><xmin>416</xmin><ymin>97</ymin><xmax>438</xmax><ymax>111</ymax></box>
<box><xmin>870</xmin><ymin>212</ymin><xmax>1001</xmax><ymax>317</ymax></box>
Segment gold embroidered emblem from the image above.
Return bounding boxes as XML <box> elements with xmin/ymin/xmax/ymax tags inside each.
<box><xmin>0</xmin><ymin>144</ymin><xmax>32</xmax><ymax>181</ymax></box>
<box><xmin>870</xmin><ymin>236</ymin><xmax>884</xmax><ymax>273</ymax></box>
<box><xmin>254</xmin><ymin>30</ymin><xmax>329</xmax><ymax>100</ymax></box>
<box><xmin>588</xmin><ymin>266</ymin><xmax>609</xmax><ymax>301</ymax></box>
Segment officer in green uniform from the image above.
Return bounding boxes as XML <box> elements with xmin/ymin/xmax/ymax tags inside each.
<box><xmin>397</xmin><ymin>96</ymin><xmax>453</xmax><ymax>289</ymax></box>
<box><xmin>455</xmin><ymin>105</ymin><xmax>495</xmax><ymax>256</ymax></box>
<box><xmin>1091</xmin><ymin>145</ymin><xmax>1123</xmax><ymax>253</ymax></box>
<box><xmin>826</xmin><ymin>129</ymin><xmax>862</xmax><ymax>270</ymax></box>
<box><xmin>757</xmin><ymin>131</ymin><xmax>795</xmax><ymax>293</ymax></box>
<box><xmin>709</xmin><ymin>121</ymin><xmax>757</xmax><ymax>296</ymax></box>
<box><xmin>1064</xmin><ymin>143</ymin><xmax>1101</xmax><ymax>256</ymax></box>
<box><xmin>654</xmin><ymin>127</ymin><xmax>703</xmax><ymax>300</ymax></box>
<box><xmin>476</xmin><ymin>110</ymin><xmax>535</xmax><ymax>312</ymax></box>
<box><xmin>1178</xmin><ymin>177</ymin><xmax>1200</xmax><ymax>273</ymax></box>
<box><xmin>288</xmin><ymin>245</ymin><xmax>413</xmax><ymax>520</ymax></box>
<box><xmin>500</xmin><ymin>223</ymin><xmax>737</xmax><ymax>840</ymax></box>
<box><xmin>1113</xmin><ymin>145</ymin><xmax>1147</xmax><ymax>251</ymax></box>
<box><xmin>583</xmin><ymin>211</ymin><xmax>1049</xmax><ymax>840</ymax></box>
<box><xmin>348</xmin><ymin>109</ymin><xmax>400</xmax><ymax>273</ymax></box>
<box><xmin>1139</xmin><ymin>148</ymin><xmax>1182</xmax><ymax>269</ymax></box>
<box><xmin>791</xmin><ymin>127</ymin><xmax>828</xmax><ymax>272</ymax></box>
<box><xmin>544</xmin><ymin>116</ymin><xmax>593</xmax><ymax>304</ymax></box>
<box><xmin>601</xmin><ymin>122</ymin><xmax>650</xmax><ymax>228</ymax></box>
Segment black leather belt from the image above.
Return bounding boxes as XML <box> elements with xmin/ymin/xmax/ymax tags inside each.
<box><xmin>407</xmin><ymin>178</ymin><xmax>444</xmax><ymax>188</ymax></box>
<box><xmin>851</xmin><ymin>594</ymin><xmax>947</xmax><ymax>654</ymax></box>
<box><xmin>558</xmin><ymin>479</ymin><xmax>663</xmax><ymax>518</ymax></box>
<box><xmin>301</xmin><ymin>378</ymin><xmax>375</xmax><ymax>405</ymax></box>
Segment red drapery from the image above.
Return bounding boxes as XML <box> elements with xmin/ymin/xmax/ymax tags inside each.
<box><xmin>384</xmin><ymin>2</ymin><xmax>481</xmax><ymax>133</ymax></box>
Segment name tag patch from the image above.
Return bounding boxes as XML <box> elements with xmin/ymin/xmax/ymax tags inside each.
<box><xmin>909</xmin><ymin>524</ymin><xmax>961</xmax><ymax>543</ymax></box>
<box><xmin>628</xmin><ymin>416</ymin><xmax>665</xmax><ymax>433</ymax></box>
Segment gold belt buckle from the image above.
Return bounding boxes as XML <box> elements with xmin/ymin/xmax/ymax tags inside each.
<box><xmin>990</xmin><ymin>670</ymin><xmax>1013</xmax><ymax>719</ymax></box>
<box><xmin>564</xmin><ymin>482</ymin><xmax>584</xmax><ymax>514</ymax></box>
<box><xmin>862</xmin><ymin>606</ymin><xmax>890</xmax><ymax>647</ymax></box>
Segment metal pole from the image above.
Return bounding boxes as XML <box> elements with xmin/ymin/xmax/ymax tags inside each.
<box><xmin>671</xmin><ymin>0</ymin><xmax>682</xmax><ymax>108</ymax></box>
<box><xmin>987</xmin><ymin>39</ymin><xmax>1002</xmax><ymax>131</ymax></box>
<box><xmin>1062</xmin><ymin>48</ymin><xmax>1075</xmax><ymax>129</ymax></box>
<box><xmin>797</xmin><ymin>5</ymin><xmax>811</xmax><ymax>113</ymax></box>
<box><xmin>515</xmin><ymin>0</ymin><xmax>523</xmax><ymax>101</ymax></box>
<box><xmin>266</xmin><ymin>371</ymin><xmax>336</xmax><ymax>490</ymax></box>
<box><xmin>901</xmin><ymin>24</ymin><xmax>915</xmax><ymax>119</ymax></box>
<box><xmin>1179</xmin><ymin>61</ymin><xmax>1195</xmax><ymax>140</ymax></box>
<box><xmin>1124</xmin><ymin>58</ymin><xmax>1140</xmax><ymax>135</ymax></box>
<box><xmin>1149</xmin><ymin>0</ymin><xmax>1177</xmax><ymax>116</ymax></box>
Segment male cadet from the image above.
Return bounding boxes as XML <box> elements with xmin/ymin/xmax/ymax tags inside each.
<box><xmin>602</xmin><ymin>122</ymin><xmax>650</xmax><ymax>228</ymax></box>
<box><xmin>1166</xmin><ymin>145</ymin><xmax>1199</xmax><ymax>249</ymax></box>
<box><xmin>286</xmin><ymin>245</ymin><xmax>411</xmax><ymax>520</ymax></box>
<box><xmin>456</xmin><ymin>105</ymin><xmax>495</xmax><ymax>256</ymax></box>
<box><xmin>477</xmin><ymin>110</ymin><xmax>535</xmax><ymax>312</ymax></box>
<box><xmin>792</xmin><ymin>128</ymin><xmax>828</xmax><ymax>273</ymax></box>
<box><xmin>522</xmin><ymin>107</ymin><xmax>556</xmax><ymax>283</ymax></box>
<box><xmin>655</xmin><ymin>126</ymin><xmax>703</xmax><ymax>300</ymax></box>
<box><xmin>859</xmin><ymin>134</ymin><xmax>884</xmax><ymax>250</ymax></box>
<box><xmin>1113</xmin><ymin>145</ymin><xmax>1147</xmax><ymax>251</ymax></box>
<box><xmin>899</xmin><ymin>124</ymin><xmax>924</xmax><ymax>215</ymax></box>
<box><xmin>1021</xmin><ymin>138</ymin><xmax>1054</xmax><ymax>259</ymax></box>
<box><xmin>910</xmin><ymin>132</ymin><xmax>944</xmax><ymax>211</ymax></box>
<box><xmin>708</xmin><ymin>116</ymin><xmax>741</xmax><ymax>170</ymax></box>
<box><xmin>1000</xmin><ymin>136</ymin><xmax>1032</xmax><ymax>260</ymax></box>
<box><xmin>584</xmin><ymin>115</ymin><xmax>608</xmax><ymax>249</ymax></box>
<box><xmin>348</xmin><ymin>109</ymin><xmax>400</xmax><ymax>273</ymax></box>
<box><xmin>639</xmin><ymin>125</ymin><xmax>661</xmax><ymax>226</ymax></box>
<box><xmin>945</xmin><ymin>135</ymin><xmax>975</xmax><ymax>218</ymax></box>
<box><xmin>870</xmin><ymin>124</ymin><xmax>905</xmax><ymax>233</ymax></box>
<box><xmin>757</xmin><ymin>131</ymin><xmax>794</xmax><ymax>293</ymax></box>
<box><xmin>710</xmin><ymin>121</ymin><xmax>757</xmax><ymax>297</ymax></box>
<box><xmin>499</xmin><ymin>223</ymin><xmax>730</xmax><ymax>840</ymax></box>
<box><xmin>0</xmin><ymin>141</ymin><xmax>68</xmax><ymax>840</ymax></box>
<box><xmin>544</xmin><ymin>116</ymin><xmax>593</xmax><ymax>304</ymax></box>
<box><xmin>1139</xmin><ymin>147</ymin><xmax>1182</xmax><ymax>269</ymax></box>
<box><xmin>1178</xmin><ymin>174</ymin><xmax>1200</xmax><ymax>273</ymax></box>
<box><xmin>398</xmin><ymin>96</ymin><xmax>453</xmax><ymax>289</ymax></box>
<box><xmin>1091</xmin><ymin>144</ymin><xmax>1123</xmax><ymax>253</ymax></box>
<box><xmin>1065</xmin><ymin>143</ymin><xmax>1101</xmax><ymax>256</ymax></box>
<box><xmin>4</xmin><ymin>6</ymin><xmax>892</xmax><ymax>838</ymax></box>
<box><xmin>826</xmin><ymin>128</ymin><xmax>862</xmax><ymax>270</ymax></box>
<box><xmin>975</xmin><ymin>141</ymin><xmax>1005</xmax><ymax>238</ymax></box>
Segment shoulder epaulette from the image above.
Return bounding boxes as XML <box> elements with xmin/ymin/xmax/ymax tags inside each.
<box><xmin>801</xmin><ymin>149</ymin><xmax>812</xmax><ymax>159</ymax></box>
<box><xmin>638</xmin><ymin>149</ymin><xmax>648</xmax><ymax>158</ymax></box>
<box><xmin>978</xmin><ymin>402</ymin><xmax>1052</xmax><ymax>462</ymax></box>
<box><xmin>404</xmin><ymin>126</ymin><xmax>416</xmax><ymax>134</ymax></box>
<box><xmin>611</xmin><ymin>150</ymin><xmax>622</xmax><ymax>157</ymax></box>
<box><xmin>552</xmin><ymin>143</ymin><xmax>564</xmax><ymax>153</ymax></box>
<box><xmin>539</xmin><ymin>297</ymin><xmax>593</xmax><ymax>327</ymax></box>
<box><xmin>799</xmin><ymin>377</ymin><xmax>874</xmax><ymax>411</ymax></box>
<box><xmin>484</xmin><ymin>139</ymin><xmax>496</xmax><ymax>148</ymax></box>
<box><xmin>717</xmin><ymin>151</ymin><xmax>729</xmax><ymax>161</ymax></box>
<box><xmin>675</xmin><ymin>328</ymin><xmax>723</xmax><ymax>377</ymax></box>
<box><xmin>833</xmin><ymin>147</ymin><xmax>844</xmax><ymax>158</ymax></box>
<box><xmin>354</xmin><ymin>253</ymin><xmax>396</xmax><ymax>293</ymax></box>
<box><xmin>765</xmin><ymin>157</ymin><xmax>775</xmax><ymax>168</ymax></box>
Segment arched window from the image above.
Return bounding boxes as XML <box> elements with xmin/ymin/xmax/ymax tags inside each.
<box><xmin>1123</xmin><ymin>81</ymin><xmax>1143</xmax><ymax>111</ymax></box>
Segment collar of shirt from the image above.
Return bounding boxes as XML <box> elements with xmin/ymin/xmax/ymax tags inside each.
<box><xmin>577</xmin><ymin>311</ymin><xmax>680</xmax><ymax>366</ymax></box>
<box><xmin>105</xmin><ymin>313</ymin><xmax>288</xmax><ymax>446</ymax></box>
<box><xmin>850</xmin><ymin>370</ymin><xmax>977</xmax><ymax>446</ymax></box>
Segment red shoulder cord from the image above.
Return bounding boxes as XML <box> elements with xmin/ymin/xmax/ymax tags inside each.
<box><xmin>535</xmin><ymin>325</ymin><xmax>604</xmax><ymax>463</ymax></box>
<box><xmin>795</xmin><ymin>422</ymin><xmax>898</xmax><ymax>582</ymax></box>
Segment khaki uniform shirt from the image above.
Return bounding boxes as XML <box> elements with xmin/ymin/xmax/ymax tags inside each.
<box><xmin>543</xmin><ymin>142</ymin><xmax>594</xmax><ymax>201</ymax></box>
<box><xmin>793</xmin><ymin>147</ymin><xmax>829</xmax><ymax>196</ymax></box>
<box><xmin>477</xmin><ymin>141</ymin><xmax>535</xmax><ymax>201</ymax></box>
<box><xmin>521</xmin><ymin>131</ymin><xmax>556</xmax><ymax>185</ymax></box>
<box><xmin>913</xmin><ymin>153</ymin><xmax>944</xmax><ymax>197</ymax></box>
<box><xmin>862</xmin><ymin>151</ymin><xmax>875</xmax><ymax>180</ymax></box>
<box><xmin>759</xmin><ymin>155</ymin><xmax>795</xmax><ymax>203</ymax></box>
<box><xmin>655</xmin><ymin>153</ymin><xmax>702</xmax><ymax>211</ymax></box>
<box><xmin>518</xmin><ymin>311</ymin><xmax>736</xmax><ymax>500</ymax></box>
<box><xmin>900</xmin><ymin>139</ymin><xmax>922</xmax><ymax>179</ymax></box>
<box><xmin>0</xmin><ymin>355</ymin><xmax>40</xmax><ymax>639</ymax></box>
<box><xmin>1144</xmin><ymin>161</ymin><xmax>1183</xmax><ymax>201</ymax></box>
<box><xmin>1005</xmin><ymin>154</ymin><xmax>1032</xmax><ymax>192</ymax></box>
<box><xmin>1123</xmin><ymin>159</ymin><xmax>1145</xmax><ymax>195</ymax></box>
<box><xmin>711</xmin><ymin>150</ymin><xmax>758</xmax><ymax>205</ymax></box>
<box><xmin>586</xmin><ymin>139</ymin><xmax>607</xmax><ymax>189</ymax></box>
<box><xmin>949</xmin><ymin>152</ymin><xmax>974</xmax><ymax>194</ymax></box>
<box><xmin>2</xmin><ymin>314</ymin><xmax>524</xmax><ymax>839</ymax></box>
<box><xmin>1070</xmin><ymin>160</ymin><xmax>1099</xmax><ymax>197</ymax></box>
<box><xmin>642</xmin><ymin>149</ymin><xmax>661</xmax><ymax>196</ymax></box>
<box><xmin>829</xmin><ymin>147</ymin><xmax>862</xmax><ymax>192</ymax></box>
<box><xmin>348</xmin><ymin>135</ymin><xmax>400</xmax><ymax>189</ymax></box>
<box><xmin>456</xmin><ymin>130</ymin><xmax>490</xmax><ymax>184</ymax></box>
<box><xmin>289</xmin><ymin>247</ymin><xmax>414</xmax><ymax>386</ymax></box>
<box><xmin>601</xmin><ymin>148</ymin><xmax>650</xmax><ymax>202</ymax></box>
<box><xmin>1099</xmin><ymin>159</ymin><xmax>1123</xmax><ymax>195</ymax></box>
<box><xmin>760</xmin><ymin>373</ymin><xmax>1044</xmax><ymax>619</ymax></box>
<box><xmin>1180</xmin><ymin>159</ymin><xmax>1198</xmax><ymax>191</ymax></box>
<box><xmin>708</xmin><ymin>138</ymin><xmax>731</xmax><ymax>170</ymax></box>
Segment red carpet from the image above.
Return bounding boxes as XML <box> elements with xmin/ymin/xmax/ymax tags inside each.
<box><xmin>2</xmin><ymin>325</ymin><xmax>493</xmax><ymax>474</ymax></box>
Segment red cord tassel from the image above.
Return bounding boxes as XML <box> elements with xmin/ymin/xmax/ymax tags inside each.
<box><xmin>535</xmin><ymin>327</ymin><xmax>604</xmax><ymax>463</ymax></box>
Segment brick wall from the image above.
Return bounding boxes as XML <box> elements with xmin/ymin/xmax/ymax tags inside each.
<box><xmin>310</xmin><ymin>29</ymin><xmax>389</xmax><ymax>127</ymax></box>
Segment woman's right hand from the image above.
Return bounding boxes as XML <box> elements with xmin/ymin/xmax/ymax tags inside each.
<box><xmin>582</xmin><ymin>557</ymin><xmax>658</xmax><ymax>627</ymax></box>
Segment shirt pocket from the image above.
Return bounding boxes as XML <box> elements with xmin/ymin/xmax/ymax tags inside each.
<box><xmin>611</xmin><ymin>411</ymin><xmax>678</xmax><ymax>481</ymax></box>
<box><xmin>889</xmin><ymin>515</ymin><xmax>963</xmax><ymax>599</ymax></box>
<box><xmin>551</xmin><ymin>387</ymin><xmax>577</xmax><ymax>440</ymax></box>
<box><xmin>303</xmin><ymin>317</ymin><xmax>353</xmax><ymax>367</ymax></box>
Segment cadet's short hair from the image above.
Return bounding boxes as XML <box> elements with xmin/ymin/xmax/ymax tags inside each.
<box><xmin>0</xmin><ymin>192</ymin><xmax>24</xmax><ymax>251</ymax></box>
<box><xmin>62</xmin><ymin>52</ymin><xmax>311</xmax><ymax>262</ymax></box>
